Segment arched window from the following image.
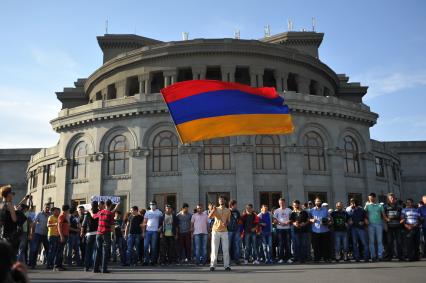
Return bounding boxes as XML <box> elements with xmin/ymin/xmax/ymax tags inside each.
<box><xmin>303</xmin><ymin>131</ymin><xmax>326</xmax><ymax>171</ymax></box>
<box><xmin>203</xmin><ymin>137</ymin><xmax>230</xmax><ymax>170</ymax></box>
<box><xmin>255</xmin><ymin>135</ymin><xmax>281</xmax><ymax>170</ymax></box>
<box><xmin>108</xmin><ymin>135</ymin><xmax>130</xmax><ymax>175</ymax></box>
<box><xmin>72</xmin><ymin>141</ymin><xmax>88</xmax><ymax>179</ymax></box>
<box><xmin>344</xmin><ymin>136</ymin><xmax>360</xmax><ymax>174</ymax></box>
<box><xmin>153</xmin><ymin>131</ymin><xmax>178</xmax><ymax>172</ymax></box>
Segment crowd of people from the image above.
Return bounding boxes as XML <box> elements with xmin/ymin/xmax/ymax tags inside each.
<box><xmin>0</xmin><ymin>183</ymin><xmax>425</xmax><ymax>275</ymax></box>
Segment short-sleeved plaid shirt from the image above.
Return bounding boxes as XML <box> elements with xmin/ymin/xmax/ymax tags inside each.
<box><xmin>93</xmin><ymin>209</ymin><xmax>114</xmax><ymax>235</ymax></box>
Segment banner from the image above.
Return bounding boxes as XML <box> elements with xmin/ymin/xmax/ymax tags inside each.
<box><xmin>90</xmin><ymin>195</ymin><xmax>121</xmax><ymax>204</ymax></box>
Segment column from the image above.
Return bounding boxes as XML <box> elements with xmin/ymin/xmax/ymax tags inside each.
<box><xmin>130</xmin><ymin>149</ymin><xmax>148</xmax><ymax>207</ymax></box>
<box><xmin>144</xmin><ymin>74</ymin><xmax>151</xmax><ymax>94</ymax></box>
<box><xmin>192</xmin><ymin>66</ymin><xmax>206</xmax><ymax>80</ymax></box>
<box><xmin>328</xmin><ymin>148</ymin><xmax>346</xmax><ymax>204</ymax></box>
<box><xmin>250</xmin><ymin>67</ymin><xmax>264</xmax><ymax>87</ymax></box>
<box><xmin>285</xmin><ymin>147</ymin><xmax>305</xmax><ymax>202</ymax></box>
<box><xmin>234</xmin><ymin>144</ymin><xmax>254</xmax><ymax>207</ymax></box>
<box><xmin>221</xmin><ymin>66</ymin><xmax>236</xmax><ymax>82</ymax></box>
<box><xmin>360</xmin><ymin>152</ymin><xmax>379</xmax><ymax>199</ymax></box>
<box><xmin>180</xmin><ymin>146</ymin><xmax>201</xmax><ymax>208</ymax></box>
<box><xmin>296</xmin><ymin>75</ymin><xmax>311</xmax><ymax>94</ymax></box>
<box><xmin>163</xmin><ymin>69</ymin><xmax>177</xmax><ymax>87</ymax></box>
<box><xmin>54</xmin><ymin>159</ymin><xmax>69</xmax><ymax>207</ymax></box>
<box><xmin>138</xmin><ymin>75</ymin><xmax>145</xmax><ymax>95</ymax></box>
<box><xmin>164</xmin><ymin>76</ymin><xmax>170</xmax><ymax>87</ymax></box>
<box><xmin>116</xmin><ymin>80</ymin><xmax>126</xmax><ymax>98</ymax></box>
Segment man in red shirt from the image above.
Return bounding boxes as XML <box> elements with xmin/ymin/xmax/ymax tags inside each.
<box><xmin>91</xmin><ymin>199</ymin><xmax>119</xmax><ymax>273</ymax></box>
<box><xmin>55</xmin><ymin>205</ymin><xmax>70</xmax><ymax>271</ymax></box>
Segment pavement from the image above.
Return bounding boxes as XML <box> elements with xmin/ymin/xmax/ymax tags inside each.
<box><xmin>28</xmin><ymin>260</ymin><xmax>426</xmax><ymax>283</ymax></box>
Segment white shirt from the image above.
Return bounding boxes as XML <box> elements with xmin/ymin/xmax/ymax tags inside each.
<box><xmin>273</xmin><ymin>207</ymin><xmax>292</xmax><ymax>229</ymax></box>
<box><xmin>144</xmin><ymin>209</ymin><xmax>163</xmax><ymax>232</ymax></box>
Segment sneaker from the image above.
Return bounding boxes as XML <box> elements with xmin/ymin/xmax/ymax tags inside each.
<box><xmin>54</xmin><ymin>266</ymin><xmax>66</xmax><ymax>271</ymax></box>
<box><xmin>287</xmin><ymin>259</ymin><xmax>293</xmax><ymax>264</ymax></box>
<box><xmin>278</xmin><ymin>259</ymin><xmax>284</xmax><ymax>264</ymax></box>
<box><xmin>225</xmin><ymin>267</ymin><xmax>231</xmax><ymax>271</ymax></box>
<box><xmin>244</xmin><ymin>260</ymin><xmax>248</xmax><ymax>265</ymax></box>
<box><xmin>209</xmin><ymin>267</ymin><xmax>215</xmax><ymax>272</ymax></box>
<box><xmin>253</xmin><ymin>260</ymin><xmax>260</xmax><ymax>264</ymax></box>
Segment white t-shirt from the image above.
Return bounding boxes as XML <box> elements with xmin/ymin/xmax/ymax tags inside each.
<box><xmin>273</xmin><ymin>207</ymin><xmax>292</xmax><ymax>229</ymax></box>
<box><xmin>144</xmin><ymin>209</ymin><xmax>163</xmax><ymax>232</ymax></box>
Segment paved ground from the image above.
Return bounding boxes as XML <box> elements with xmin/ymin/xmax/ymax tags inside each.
<box><xmin>28</xmin><ymin>260</ymin><xmax>426</xmax><ymax>283</ymax></box>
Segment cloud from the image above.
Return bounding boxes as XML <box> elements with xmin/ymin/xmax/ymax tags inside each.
<box><xmin>353</xmin><ymin>70</ymin><xmax>426</xmax><ymax>100</ymax></box>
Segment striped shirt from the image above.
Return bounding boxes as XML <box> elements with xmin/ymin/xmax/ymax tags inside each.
<box><xmin>401</xmin><ymin>207</ymin><xmax>420</xmax><ymax>226</ymax></box>
<box><xmin>93</xmin><ymin>209</ymin><xmax>114</xmax><ymax>235</ymax></box>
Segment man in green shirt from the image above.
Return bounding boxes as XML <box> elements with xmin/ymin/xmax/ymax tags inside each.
<box><xmin>364</xmin><ymin>193</ymin><xmax>386</xmax><ymax>261</ymax></box>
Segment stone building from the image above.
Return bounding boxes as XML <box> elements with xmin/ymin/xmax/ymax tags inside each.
<box><xmin>2</xmin><ymin>30</ymin><xmax>425</xmax><ymax>211</ymax></box>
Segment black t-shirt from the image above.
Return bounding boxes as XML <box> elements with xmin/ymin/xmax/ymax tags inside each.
<box><xmin>290</xmin><ymin>210</ymin><xmax>309</xmax><ymax>233</ymax></box>
<box><xmin>0</xmin><ymin>203</ymin><xmax>17</xmax><ymax>238</ymax></box>
<box><xmin>331</xmin><ymin>210</ymin><xmax>350</xmax><ymax>231</ymax></box>
<box><xmin>228</xmin><ymin>209</ymin><xmax>241</xmax><ymax>232</ymax></box>
<box><xmin>70</xmin><ymin>215</ymin><xmax>79</xmax><ymax>234</ymax></box>
<box><xmin>243</xmin><ymin>213</ymin><xmax>256</xmax><ymax>233</ymax></box>
<box><xmin>128</xmin><ymin>215</ymin><xmax>143</xmax><ymax>235</ymax></box>
<box><xmin>384</xmin><ymin>203</ymin><xmax>402</xmax><ymax>229</ymax></box>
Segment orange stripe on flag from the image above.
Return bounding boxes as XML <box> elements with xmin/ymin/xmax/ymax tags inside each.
<box><xmin>176</xmin><ymin>114</ymin><xmax>294</xmax><ymax>143</ymax></box>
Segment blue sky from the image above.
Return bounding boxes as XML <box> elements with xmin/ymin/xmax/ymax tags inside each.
<box><xmin>0</xmin><ymin>0</ymin><xmax>425</xmax><ymax>148</ymax></box>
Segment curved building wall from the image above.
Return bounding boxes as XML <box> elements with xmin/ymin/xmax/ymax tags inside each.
<box><xmin>26</xmin><ymin>34</ymin><xmax>413</xmax><ymax>211</ymax></box>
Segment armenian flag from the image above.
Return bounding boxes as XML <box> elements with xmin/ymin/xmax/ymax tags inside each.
<box><xmin>160</xmin><ymin>80</ymin><xmax>294</xmax><ymax>143</ymax></box>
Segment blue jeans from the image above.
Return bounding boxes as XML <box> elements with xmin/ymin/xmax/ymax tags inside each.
<box><xmin>84</xmin><ymin>235</ymin><xmax>97</xmax><ymax>269</ymax></box>
<box><xmin>126</xmin><ymin>234</ymin><xmax>141</xmax><ymax>265</ymax></box>
<box><xmin>276</xmin><ymin>229</ymin><xmax>291</xmax><ymax>260</ymax></box>
<box><xmin>94</xmin><ymin>234</ymin><xmax>111</xmax><ymax>272</ymax></box>
<box><xmin>334</xmin><ymin>231</ymin><xmax>349</xmax><ymax>254</ymax></box>
<box><xmin>55</xmin><ymin>236</ymin><xmax>67</xmax><ymax>268</ymax></box>
<box><xmin>261</xmin><ymin>233</ymin><xmax>272</xmax><ymax>262</ymax></box>
<box><xmin>352</xmin><ymin>227</ymin><xmax>369</xmax><ymax>260</ymax></box>
<box><xmin>47</xmin><ymin>236</ymin><xmax>59</xmax><ymax>268</ymax></box>
<box><xmin>17</xmin><ymin>232</ymin><xmax>28</xmax><ymax>263</ymax></box>
<box><xmin>29</xmin><ymin>233</ymin><xmax>49</xmax><ymax>267</ymax></box>
<box><xmin>112</xmin><ymin>235</ymin><xmax>126</xmax><ymax>263</ymax></box>
<box><xmin>244</xmin><ymin>232</ymin><xmax>258</xmax><ymax>261</ymax></box>
<box><xmin>368</xmin><ymin>223</ymin><xmax>383</xmax><ymax>259</ymax></box>
<box><xmin>293</xmin><ymin>232</ymin><xmax>308</xmax><ymax>262</ymax></box>
<box><xmin>228</xmin><ymin>231</ymin><xmax>241</xmax><ymax>262</ymax></box>
<box><xmin>144</xmin><ymin>231</ymin><xmax>159</xmax><ymax>264</ymax></box>
<box><xmin>194</xmin><ymin>234</ymin><xmax>208</xmax><ymax>264</ymax></box>
<box><xmin>67</xmin><ymin>233</ymin><xmax>81</xmax><ymax>265</ymax></box>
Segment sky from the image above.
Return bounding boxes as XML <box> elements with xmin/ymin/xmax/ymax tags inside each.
<box><xmin>0</xmin><ymin>0</ymin><xmax>425</xmax><ymax>148</ymax></box>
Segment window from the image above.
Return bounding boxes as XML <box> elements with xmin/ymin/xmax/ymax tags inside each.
<box><xmin>127</xmin><ymin>76</ymin><xmax>139</xmax><ymax>96</ymax></box>
<box><xmin>154</xmin><ymin>193</ymin><xmax>177</xmax><ymax>211</ymax></box>
<box><xmin>31</xmin><ymin>170</ymin><xmax>38</xmax><ymax>188</ymax></box>
<box><xmin>235</xmin><ymin>67</ymin><xmax>250</xmax><ymax>85</ymax></box>
<box><xmin>205</xmin><ymin>66</ymin><xmax>222</xmax><ymax>81</ymax></box>
<box><xmin>255</xmin><ymin>135</ymin><xmax>281</xmax><ymax>170</ymax></box>
<box><xmin>153</xmin><ymin>131</ymin><xmax>178</xmax><ymax>172</ymax></box>
<box><xmin>287</xmin><ymin>73</ymin><xmax>298</xmax><ymax>92</ymax></box>
<box><xmin>72</xmin><ymin>141</ymin><xmax>88</xmax><ymax>179</ymax></box>
<box><xmin>206</xmin><ymin>192</ymin><xmax>230</xmax><ymax>207</ymax></box>
<box><xmin>303</xmin><ymin>131</ymin><xmax>326</xmax><ymax>171</ymax></box>
<box><xmin>45</xmin><ymin>163</ymin><xmax>56</xmax><ymax>184</ymax></box>
<box><xmin>392</xmin><ymin>162</ymin><xmax>399</xmax><ymax>182</ymax></box>
<box><xmin>107</xmin><ymin>83</ymin><xmax>116</xmax><ymax>99</ymax></box>
<box><xmin>308</xmin><ymin>192</ymin><xmax>328</xmax><ymax>203</ymax></box>
<box><xmin>108</xmin><ymin>135</ymin><xmax>130</xmax><ymax>175</ymax></box>
<box><xmin>259</xmin><ymin>192</ymin><xmax>281</xmax><ymax>209</ymax></box>
<box><xmin>150</xmin><ymin>72</ymin><xmax>164</xmax><ymax>93</ymax></box>
<box><xmin>263</xmin><ymin>69</ymin><xmax>276</xmax><ymax>88</ymax></box>
<box><xmin>375</xmin><ymin>157</ymin><xmax>385</xmax><ymax>177</ymax></box>
<box><xmin>95</xmin><ymin>91</ymin><xmax>102</xmax><ymax>101</ymax></box>
<box><xmin>347</xmin><ymin>193</ymin><xmax>362</xmax><ymax>206</ymax></box>
<box><xmin>344</xmin><ymin>136</ymin><xmax>360</xmax><ymax>174</ymax></box>
<box><xmin>309</xmin><ymin>80</ymin><xmax>316</xmax><ymax>95</ymax></box>
<box><xmin>177</xmin><ymin>68</ymin><xmax>193</xmax><ymax>82</ymax></box>
<box><xmin>71</xmin><ymin>198</ymin><xmax>86</xmax><ymax>207</ymax></box>
<box><xmin>203</xmin><ymin>137</ymin><xmax>231</xmax><ymax>170</ymax></box>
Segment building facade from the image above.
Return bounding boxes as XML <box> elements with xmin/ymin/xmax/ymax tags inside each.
<box><xmin>2</xmin><ymin>31</ymin><xmax>424</xmax><ymax>211</ymax></box>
